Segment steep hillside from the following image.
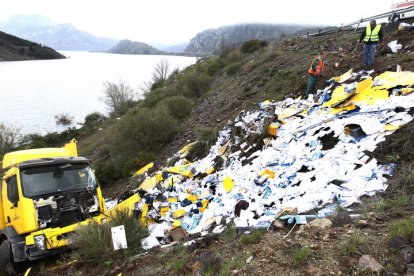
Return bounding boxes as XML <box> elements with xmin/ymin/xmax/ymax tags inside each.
<box><xmin>24</xmin><ymin>24</ymin><xmax>414</xmax><ymax>275</ymax></box>
<box><xmin>0</xmin><ymin>14</ymin><xmax>119</xmax><ymax>51</ymax></box>
<box><xmin>108</xmin><ymin>39</ymin><xmax>163</xmax><ymax>55</ymax></box>
<box><xmin>0</xmin><ymin>30</ymin><xmax>65</xmax><ymax>61</ymax></box>
<box><xmin>185</xmin><ymin>23</ymin><xmax>311</xmax><ymax>55</ymax></box>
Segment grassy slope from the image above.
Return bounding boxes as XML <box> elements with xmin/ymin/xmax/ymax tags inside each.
<box><xmin>45</xmin><ymin>28</ymin><xmax>414</xmax><ymax>275</ymax></box>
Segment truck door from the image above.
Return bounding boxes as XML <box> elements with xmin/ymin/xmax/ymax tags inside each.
<box><xmin>3</xmin><ymin>175</ymin><xmax>23</xmax><ymax>233</ymax></box>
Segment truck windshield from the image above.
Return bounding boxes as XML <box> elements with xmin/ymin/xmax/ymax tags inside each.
<box><xmin>20</xmin><ymin>163</ymin><xmax>97</xmax><ymax>197</ymax></box>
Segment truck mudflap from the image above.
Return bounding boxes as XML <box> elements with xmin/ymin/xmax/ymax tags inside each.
<box><xmin>24</xmin><ymin>193</ymin><xmax>141</xmax><ymax>259</ymax></box>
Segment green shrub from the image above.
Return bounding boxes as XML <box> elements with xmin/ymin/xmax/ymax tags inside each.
<box><xmin>222</xmin><ymin>49</ymin><xmax>244</xmax><ymax>64</ymax></box>
<box><xmin>259</xmin><ymin>40</ymin><xmax>269</xmax><ymax>47</ymax></box>
<box><xmin>69</xmin><ymin>209</ymin><xmax>148</xmax><ymax>264</ymax></box>
<box><xmin>226</xmin><ymin>62</ymin><xmax>242</xmax><ymax>76</ymax></box>
<box><xmin>206</xmin><ymin>58</ymin><xmax>225</xmax><ymax>76</ymax></box>
<box><xmin>239</xmin><ymin>229</ymin><xmax>264</xmax><ymax>245</ymax></box>
<box><xmin>157</xmin><ymin>96</ymin><xmax>194</xmax><ymax>120</ymax></box>
<box><xmin>121</xmin><ymin>151</ymin><xmax>156</xmax><ymax>177</ymax></box>
<box><xmin>339</xmin><ymin>231</ymin><xmax>368</xmax><ymax>256</ymax></box>
<box><xmin>83</xmin><ymin>112</ymin><xmax>107</xmax><ymax>130</ymax></box>
<box><xmin>240</xmin><ymin>39</ymin><xmax>268</xmax><ymax>54</ymax></box>
<box><xmin>19</xmin><ymin>134</ymin><xmax>47</xmax><ymax>149</ymax></box>
<box><xmin>180</xmin><ymin>72</ymin><xmax>212</xmax><ymax>98</ymax></box>
<box><xmin>150</xmin><ymin>79</ymin><xmax>165</xmax><ymax>91</ymax></box>
<box><xmin>110</xmin><ymin>108</ymin><xmax>178</xmax><ymax>166</ymax></box>
<box><xmin>20</xmin><ymin>128</ymin><xmax>80</xmax><ymax>149</ymax></box>
<box><xmin>291</xmin><ymin>247</ymin><xmax>312</xmax><ymax>267</ymax></box>
<box><xmin>389</xmin><ymin>218</ymin><xmax>414</xmax><ymax>241</ymax></box>
<box><xmin>142</xmin><ymin>90</ymin><xmax>163</xmax><ymax>108</ymax></box>
<box><xmin>93</xmin><ymin>158</ymin><xmax>122</xmax><ymax>186</ymax></box>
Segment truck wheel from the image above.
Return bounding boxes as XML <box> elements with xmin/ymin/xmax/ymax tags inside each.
<box><xmin>0</xmin><ymin>240</ymin><xmax>19</xmax><ymax>276</ymax></box>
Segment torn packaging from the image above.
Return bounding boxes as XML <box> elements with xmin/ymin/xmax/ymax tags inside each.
<box><xmin>134</xmin><ymin>70</ymin><xmax>414</xmax><ymax>250</ymax></box>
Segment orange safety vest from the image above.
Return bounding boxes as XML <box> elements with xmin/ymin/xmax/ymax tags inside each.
<box><xmin>308</xmin><ymin>56</ymin><xmax>324</xmax><ymax>75</ymax></box>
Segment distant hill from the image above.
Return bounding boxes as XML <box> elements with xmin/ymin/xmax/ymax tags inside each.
<box><xmin>0</xmin><ymin>30</ymin><xmax>65</xmax><ymax>61</ymax></box>
<box><xmin>185</xmin><ymin>23</ymin><xmax>311</xmax><ymax>55</ymax></box>
<box><xmin>0</xmin><ymin>15</ymin><xmax>119</xmax><ymax>51</ymax></box>
<box><xmin>161</xmin><ymin>42</ymin><xmax>188</xmax><ymax>53</ymax></box>
<box><xmin>108</xmin><ymin>40</ymin><xmax>163</xmax><ymax>55</ymax></box>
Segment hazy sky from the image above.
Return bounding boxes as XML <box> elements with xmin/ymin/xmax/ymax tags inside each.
<box><xmin>0</xmin><ymin>0</ymin><xmax>398</xmax><ymax>45</ymax></box>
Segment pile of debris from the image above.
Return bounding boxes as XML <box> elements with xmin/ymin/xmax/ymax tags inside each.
<box><xmin>113</xmin><ymin>69</ymin><xmax>414</xmax><ymax>250</ymax></box>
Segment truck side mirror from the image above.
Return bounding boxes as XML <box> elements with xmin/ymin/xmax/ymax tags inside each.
<box><xmin>6</xmin><ymin>176</ymin><xmax>19</xmax><ymax>207</ymax></box>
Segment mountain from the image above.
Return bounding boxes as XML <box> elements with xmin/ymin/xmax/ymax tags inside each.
<box><xmin>161</xmin><ymin>42</ymin><xmax>188</xmax><ymax>53</ymax></box>
<box><xmin>0</xmin><ymin>15</ymin><xmax>119</xmax><ymax>51</ymax></box>
<box><xmin>185</xmin><ymin>23</ymin><xmax>310</xmax><ymax>55</ymax></box>
<box><xmin>0</xmin><ymin>30</ymin><xmax>65</xmax><ymax>61</ymax></box>
<box><xmin>108</xmin><ymin>40</ymin><xmax>163</xmax><ymax>55</ymax></box>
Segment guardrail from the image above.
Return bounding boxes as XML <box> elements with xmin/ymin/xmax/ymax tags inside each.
<box><xmin>300</xmin><ymin>5</ymin><xmax>414</xmax><ymax>38</ymax></box>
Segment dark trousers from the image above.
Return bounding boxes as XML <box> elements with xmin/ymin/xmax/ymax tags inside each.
<box><xmin>306</xmin><ymin>73</ymin><xmax>318</xmax><ymax>96</ymax></box>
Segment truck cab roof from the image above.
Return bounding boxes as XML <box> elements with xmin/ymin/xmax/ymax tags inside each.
<box><xmin>2</xmin><ymin>139</ymin><xmax>79</xmax><ymax>169</ymax></box>
<box><xmin>18</xmin><ymin>157</ymin><xmax>89</xmax><ymax>170</ymax></box>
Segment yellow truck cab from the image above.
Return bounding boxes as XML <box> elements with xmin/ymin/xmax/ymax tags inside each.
<box><xmin>0</xmin><ymin>140</ymin><xmax>106</xmax><ymax>274</ymax></box>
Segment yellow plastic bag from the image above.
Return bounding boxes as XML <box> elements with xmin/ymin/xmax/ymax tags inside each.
<box><xmin>223</xmin><ymin>176</ymin><xmax>234</xmax><ymax>193</ymax></box>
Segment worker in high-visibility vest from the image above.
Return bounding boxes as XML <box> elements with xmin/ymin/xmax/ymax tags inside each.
<box><xmin>306</xmin><ymin>50</ymin><xmax>326</xmax><ymax>102</ymax></box>
<box><xmin>359</xmin><ymin>20</ymin><xmax>383</xmax><ymax>67</ymax></box>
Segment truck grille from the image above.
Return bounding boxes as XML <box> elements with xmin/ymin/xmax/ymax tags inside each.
<box><xmin>59</xmin><ymin>210</ymin><xmax>85</xmax><ymax>227</ymax></box>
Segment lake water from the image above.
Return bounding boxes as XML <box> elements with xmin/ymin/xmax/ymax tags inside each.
<box><xmin>0</xmin><ymin>51</ymin><xmax>196</xmax><ymax>135</ymax></box>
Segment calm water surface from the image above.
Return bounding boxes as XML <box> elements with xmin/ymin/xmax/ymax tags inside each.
<box><xmin>0</xmin><ymin>51</ymin><xmax>196</xmax><ymax>134</ymax></box>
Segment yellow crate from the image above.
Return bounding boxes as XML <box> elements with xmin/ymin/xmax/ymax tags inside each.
<box><xmin>267</xmin><ymin>123</ymin><xmax>279</xmax><ymax>137</ymax></box>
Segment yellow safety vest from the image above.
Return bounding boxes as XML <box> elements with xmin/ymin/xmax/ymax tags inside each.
<box><xmin>364</xmin><ymin>24</ymin><xmax>381</xmax><ymax>43</ymax></box>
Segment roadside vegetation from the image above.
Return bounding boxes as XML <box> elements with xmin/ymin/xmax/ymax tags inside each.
<box><xmin>0</xmin><ymin>122</ymin><xmax>20</xmax><ymax>156</ymax></box>
<box><xmin>69</xmin><ymin>209</ymin><xmax>147</xmax><ymax>265</ymax></box>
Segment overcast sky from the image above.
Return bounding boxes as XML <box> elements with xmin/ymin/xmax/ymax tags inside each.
<box><xmin>0</xmin><ymin>0</ymin><xmax>398</xmax><ymax>45</ymax></box>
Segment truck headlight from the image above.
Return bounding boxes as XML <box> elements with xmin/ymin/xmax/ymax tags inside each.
<box><xmin>34</xmin><ymin>235</ymin><xmax>46</xmax><ymax>250</ymax></box>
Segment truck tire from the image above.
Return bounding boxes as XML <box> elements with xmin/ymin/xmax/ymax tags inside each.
<box><xmin>0</xmin><ymin>240</ymin><xmax>19</xmax><ymax>276</ymax></box>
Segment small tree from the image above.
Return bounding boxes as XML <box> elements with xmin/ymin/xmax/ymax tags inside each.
<box><xmin>152</xmin><ymin>59</ymin><xmax>170</xmax><ymax>83</ymax></box>
<box><xmin>103</xmin><ymin>80</ymin><xmax>136</xmax><ymax>117</ymax></box>
<box><xmin>0</xmin><ymin>122</ymin><xmax>20</xmax><ymax>156</ymax></box>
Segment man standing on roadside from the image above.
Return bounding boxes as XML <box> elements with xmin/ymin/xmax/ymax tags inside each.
<box><xmin>306</xmin><ymin>50</ymin><xmax>326</xmax><ymax>102</ymax></box>
<box><xmin>359</xmin><ymin>20</ymin><xmax>383</xmax><ymax>67</ymax></box>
